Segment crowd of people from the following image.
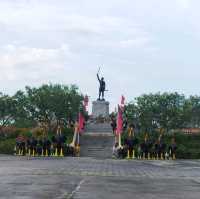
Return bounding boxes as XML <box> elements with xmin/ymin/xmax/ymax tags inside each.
<box><xmin>15</xmin><ymin>134</ymin><xmax>76</xmax><ymax>157</ymax></box>
<box><xmin>113</xmin><ymin>126</ymin><xmax>177</xmax><ymax>160</ymax></box>
<box><xmin>15</xmin><ymin>119</ymin><xmax>178</xmax><ymax>160</ymax></box>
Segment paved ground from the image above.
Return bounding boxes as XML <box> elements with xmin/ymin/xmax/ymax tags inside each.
<box><xmin>0</xmin><ymin>156</ymin><xmax>200</xmax><ymax>199</ymax></box>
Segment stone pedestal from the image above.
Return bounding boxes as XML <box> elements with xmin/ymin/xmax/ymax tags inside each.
<box><xmin>92</xmin><ymin>100</ymin><xmax>109</xmax><ymax>118</ymax></box>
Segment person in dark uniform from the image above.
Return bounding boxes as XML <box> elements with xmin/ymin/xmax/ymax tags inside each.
<box><xmin>26</xmin><ymin>137</ymin><xmax>31</xmax><ymax>155</ymax></box>
<box><xmin>15</xmin><ymin>137</ymin><xmax>21</xmax><ymax>156</ymax></box>
<box><xmin>51</xmin><ymin>135</ymin><xmax>57</xmax><ymax>155</ymax></box>
<box><xmin>169</xmin><ymin>137</ymin><xmax>177</xmax><ymax>160</ymax></box>
<box><xmin>125</xmin><ymin>125</ymin><xmax>138</xmax><ymax>159</ymax></box>
<box><xmin>20</xmin><ymin>140</ymin><xmax>26</xmax><ymax>156</ymax></box>
<box><xmin>141</xmin><ymin>134</ymin><xmax>151</xmax><ymax>159</ymax></box>
<box><xmin>42</xmin><ymin>137</ymin><xmax>51</xmax><ymax>156</ymax></box>
<box><xmin>36</xmin><ymin>138</ymin><xmax>43</xmax><ymax>156</ymax></box>
<box><xmin>111</xmin><ymin>118</ymin><xmax>117</xmax><ymax>134</ymax></box>
<box><xmin>156</xmin><ymin>136</ymin><xmax>166</xmax><ymax>160</ymax></box>
<box><xmin>16</xmin><ymin>135</ymin><xmax>26</xmax><ymax>156</ymax></box>
<box><xmin>46</xmin><ymin>138</ymin><xmax>51</xmax><ymax>156</ymax></box>
<box><xmin>30</xmin><ymin>137</ymin><xmax>37</xmax><ymax>156</ymax></box>
<box><xmin>126</xmin><ymin>137</ymin><xmax>135</xmax><ymax>159</ymax></box>
<box><xmin>56</xmin><ymin>134</ymin><xmax>61</xmax><ymax>156</ymax></box>
<box><xmin>154</xmin><ymin>140</ymin><xmax>159</xmax><ymax>159</ymax></box>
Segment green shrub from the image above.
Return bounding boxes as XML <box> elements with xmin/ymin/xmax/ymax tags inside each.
<box><xmin>0</xmin><ymin>139</ymin><xmax>15</xmax><ymax>155</ymax></box>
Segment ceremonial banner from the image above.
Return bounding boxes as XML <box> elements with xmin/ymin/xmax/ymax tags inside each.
<box><xmin>78</xmin><ymin>112</ymin><xmax>85</xmax><ymax>133</ymax></box>
<box><xmin>121</xmin><ymin>95</ymin><xmax>125</xmax><ymax>106</ymax></box>
<box><xmin>116</xmin><ymin>95</ymin><xmax>125</xmax><ymax>134</ymax></box>
<box><xmin>116</xmin><ymin>105</ymin><xmax>123</xmax><ymax>135</ymax></box>
<box><xmin>116</xmin><ymin>95</ymin><xmax>125</xmax><ymax>147</ymax></box>
<box><xmin>84</xmin><ymin>95</ymin><xmax>89</xmax><ymax>110</ymax></box>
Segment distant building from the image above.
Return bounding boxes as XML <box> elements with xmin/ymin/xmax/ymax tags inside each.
<box><xmin>181</xmin><ymin>128</ymin><xmax>200</xmax><ymax>135</ymax></box>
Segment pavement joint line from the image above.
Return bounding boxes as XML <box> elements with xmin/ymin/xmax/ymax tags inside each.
<box><xmin>1</xmin><ymin>170</ymin><xmax>192</xmax><ymax>179</ymax></box>
<box><xmin>67</xmin><ymin>179</ymin><xmax>85</xmax><ymax>199</ymax></box>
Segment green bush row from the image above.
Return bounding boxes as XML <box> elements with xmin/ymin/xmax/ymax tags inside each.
<box><xmin>0</xmin><ymin>139</ymin><xmax>16</xmax><ymax>155</ymax></box>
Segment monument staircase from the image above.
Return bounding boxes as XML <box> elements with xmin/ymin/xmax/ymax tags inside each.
<box><xmin>80</xmin><ymin>122</ymin><xmax>114</xmax><ymax>159</ymax></box>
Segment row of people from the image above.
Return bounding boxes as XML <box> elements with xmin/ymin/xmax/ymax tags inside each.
<box><xmin>113</xmin><ymin>136</ymin><xmax>177</xmax><ymax>160</ymax></box>
<box><xmin>15</xmin><ymin>134</ymin><xmax>78</xmax><ymax>157</ymax></box>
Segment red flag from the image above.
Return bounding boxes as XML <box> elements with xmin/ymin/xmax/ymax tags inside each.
<box><xmin>83</xmin><ymin>95</ymin><xmax>89</xmax><ymax>111</ymax></box>
<box><xmin>78</xmin><ymin>112</ymin><xmax>85</xmax><ymax>133</ymax></box>
<box><xmin>116</xmin><ymin>105</ymin><xmax>123</xmax><ymax>135</ymax></box>
<box><xmin>121</xmin><ymin>95</ymin><xmax>125</xmax><ymax>106</ymax></box>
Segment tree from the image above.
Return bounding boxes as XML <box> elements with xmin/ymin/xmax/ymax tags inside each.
<box><xmin>155</xmin><ymin>92</ymin><xmax>185</xmax><ymax>131</ymax></box>
<box><xmin>126</xmin><ymin>92</ymin><xmax>187</xmax><ymax>133</ymax></box>
<box><xmin>13</xmin><ymin>90</ymin><xmax>36</xmax><ymax>128</ymax></box>
<box><xmin>0</xmin><ymin>93</ymin><xmax>17</xmax><ymax>133</ymax></box>
<box><xmin>24</xmin><ymin>84</ymin><xmax>83</xmax><ymax>132</ymax></box>
<box><xmin>185</xmin><ymin>96</ymin><xmax>200</xmax><ymax>128</ymax></box>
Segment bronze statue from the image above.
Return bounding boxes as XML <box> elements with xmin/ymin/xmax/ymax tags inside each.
<box><xmin>97</xmin><ymin>68</ymin><xmax>106</xmax><ymax>100</ymax></box>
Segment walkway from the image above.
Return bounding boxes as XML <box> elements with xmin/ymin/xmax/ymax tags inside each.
<box><xmin>0</xmin><ymin>156</ymin><xmax>199</xmax><ymax>198</ymax></box>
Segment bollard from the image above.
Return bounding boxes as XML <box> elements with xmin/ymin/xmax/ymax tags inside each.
<box><xmin>132</xmin><ymin>150</ymin><xmax>135</xmax><ymax>159</ymax></box>
<box><xmin>127</xmin><ymin>150</ymin><xmax>130</xmax><ymax>159</ymax></box>
<box><xmin>156</xmin><ymin>153</ymin><xmax>159</xmax><ymax>160</ymax></box>
<box><xmin>45</xmin><ymin>149</ymin><xmax>48</xmax><ymax>157</ymax></box>
<box><xmin>161</xmin><ymin>153</ymin><xmax>164</xmax><ymax>160</ymax></box>
<box><xmin>165</xmin><ymin>152</ymin><xmax>169</xmax><ymax>160</ymax></box>
<box><xmin>173</xmin><ymin>153</ymin><xmax>176</xmax><ymax>160</ymax></box>
<box><xmin>41</xmin><ymin>149</ymin><xmax>43</xmax><ymax>157</ymax></box>
<box><xmin>28</xmin><ymin>149</ymin><xmax>31</xmax><ymax>156</ymax></box>
<box><xmin>55</xmin><ymin>148</ymin><xmax>58</xmax><ymax>157</ymax></box>
<box><xmin>32</xmin><ymin>149</ymin><xmax>35</xmax><ymax>157</ymax></box>
<box><xmin>148</xmin><ymin>153</ymin><xmax>151</xmax><ymax>160</ymax></box>
<box><xmin>60</xmin><ymin>148</ymin><xmax>64</xmax><ymax>157</ymax></box>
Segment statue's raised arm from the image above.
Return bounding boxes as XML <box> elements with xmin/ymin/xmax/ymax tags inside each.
<box><xmin>97</xmin><ymin>73</ymin><xmax>101</xmax><ymax>82</ymax></box>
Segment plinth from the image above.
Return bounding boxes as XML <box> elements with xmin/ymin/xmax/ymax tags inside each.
<box><xmin>92</xmin><ymin>100</ymin><xmax>109</xmax><ymax>118</ymax></box>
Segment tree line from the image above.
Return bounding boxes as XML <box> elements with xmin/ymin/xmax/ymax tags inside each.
<box><xmin>0</xmin><ymin>84</ymin><xmax>83</xmax><ymax>134</ymax></box>
<box><xmin>125</xmin><ymin>92</ymin><xmax>200</xmax><ymax>133</ymax></box>
<box><xmin>1</xmin><ymin>86</ymin><xmax>200</xmax><ymax>135</ymax></box>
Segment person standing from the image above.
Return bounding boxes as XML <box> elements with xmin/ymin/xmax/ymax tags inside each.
<box><xmin>111</xmin><ymin>118</ymin><xmax>117</xmax><ymax>134</ymax></box>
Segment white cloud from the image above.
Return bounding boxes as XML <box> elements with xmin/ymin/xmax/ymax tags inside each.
<box><xmin>120</xmin><ymin>38</ymin><xmax>150</xmax><ymax>48</ymax></box>
<box><xmin>0</xmin><ymin>44</ymin><xmax>72</xmax><ymax>81</ymax></box>
<box><xmin>177</xmin><ymin>0</ymin><xmax>190</xmax><ymax>9</ymax></box>
<box><xmin>0</xmin><ymin>0</ymin><xmax>200</xmax><ymax>111</ymax></box>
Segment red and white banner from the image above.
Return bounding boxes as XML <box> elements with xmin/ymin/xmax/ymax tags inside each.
<box><xmin>116</xmin><ymin>95</ymin><xmax>125</xmax><ymax>135</ymax></box>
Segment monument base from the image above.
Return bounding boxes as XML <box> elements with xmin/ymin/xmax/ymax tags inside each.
<box><xmin>92</xmin><ymin>100</ymin><xmax>109</xmax><ymax>118</ymax></box>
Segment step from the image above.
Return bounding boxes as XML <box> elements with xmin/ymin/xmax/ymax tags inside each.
<box><xmin>83</xmin><ymin>132</ymin><xmax>113</xmax><ymax>136</ymax></box>
<box><xmin>85</xmin><ymin>123</ymin><xmax>112</xmax><ymax>133</ymax></box>
<box><xmin>80</xmin><ymin>137</ymin><xmax>114</xmax><ymax>159</ymax></box>
<box><xmin>80</xmin><ymin>122</ymin><xmax>114</xmax><ymax>159</ymax></box>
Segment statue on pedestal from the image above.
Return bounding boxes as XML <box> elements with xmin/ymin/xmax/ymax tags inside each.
<box><xmin>97</xmin><ymin>67</ymin><xmax>106</xmax><ymax>101</ymax></box>
<box><xmin>92</xmin><ymin>67</ymin><xmax>109</xmax><ymax>118</ymax></box>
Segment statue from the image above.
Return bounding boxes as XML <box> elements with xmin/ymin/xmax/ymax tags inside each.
<box><xmin>97</xmin><ymin>67</ymin><xmax>106</xmax><ymax>101</ymax></box>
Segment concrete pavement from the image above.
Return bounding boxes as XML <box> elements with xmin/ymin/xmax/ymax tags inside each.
<box><xmin>0</xmin><ymin>156</ymin><xmax>199</xmax><ymax>198</ymax></box>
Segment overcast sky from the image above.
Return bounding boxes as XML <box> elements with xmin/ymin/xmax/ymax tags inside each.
<box><xmin>0</xmin><ymin>0</ymin><xmax>199</xmax><ymax>111</ymax></box>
